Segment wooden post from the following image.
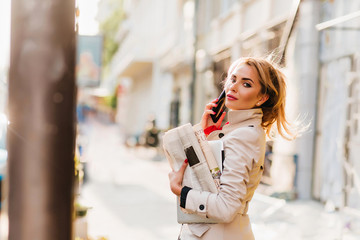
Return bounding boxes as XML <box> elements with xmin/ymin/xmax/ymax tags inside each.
<box><xmin>8</xmin><ymin>0</ymin><xmax>77</xmax><ymax>239</ymax></box>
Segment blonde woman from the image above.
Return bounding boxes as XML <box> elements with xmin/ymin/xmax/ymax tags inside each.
<box><xmin>168</xmin><ymin>57</ymin><xmax>295</xmax><ymax>239</ymax></box>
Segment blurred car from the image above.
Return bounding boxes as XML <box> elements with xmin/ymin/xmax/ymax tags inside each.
<box><xmin>0</xmin><ymin>113</ymin><xmax>8</xmax><ymax>209</ymax></box>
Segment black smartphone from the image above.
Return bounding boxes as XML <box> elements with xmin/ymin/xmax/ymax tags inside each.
<box><xmin>210</xmin><ymin>90</ymin><xmax>226</xmax><ymax>123</ymax></box>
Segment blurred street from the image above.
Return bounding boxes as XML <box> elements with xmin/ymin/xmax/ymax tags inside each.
<box><xmin>78</xmin><ymin>116</ymin><xmax>360</xmax><ymax>240</ymax></box>
<box><xmin>78</xmin><ymin>116</ymin><xmax>179</xmax><ymax>240</ymax></box>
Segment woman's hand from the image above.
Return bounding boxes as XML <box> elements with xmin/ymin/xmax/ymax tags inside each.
<box><xmin>168</xmin><ymin>159</ymin><xmax>188</xmax><ymax>196</ymax></box>
<box><xmin>201</xmin><ymin>98</ymin><xmax>226</xmax><ymax>130</ymax></box>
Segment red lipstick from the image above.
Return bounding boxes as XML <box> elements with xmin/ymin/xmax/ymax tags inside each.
<box><xmin>226</xmin><ymin>94</ymin><xmax>238</xmax><ymax>101</ymax></box>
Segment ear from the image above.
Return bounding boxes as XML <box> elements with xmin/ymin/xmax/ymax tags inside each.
<box><xmin>257</xmin><ymin>94</ymin><xmax>269</xmax><ymax>106</ymax></box>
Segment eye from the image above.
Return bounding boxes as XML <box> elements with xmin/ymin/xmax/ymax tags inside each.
<box><xmin>243</xmin><ymin>82</ymin><xmax>251</xmax><ymax>88</ymax></box>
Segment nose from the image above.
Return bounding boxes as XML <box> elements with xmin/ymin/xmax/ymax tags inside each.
<box><xmin>229</xmin><ymin>81</ymin><xmax>237</xmax><ymax>93</ymax></box>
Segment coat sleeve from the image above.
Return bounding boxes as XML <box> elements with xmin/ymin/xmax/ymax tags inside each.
<box><xmin>182</xmin><ymin>127</ymin><xmax>264</xmax><ymax>223</ymax></box>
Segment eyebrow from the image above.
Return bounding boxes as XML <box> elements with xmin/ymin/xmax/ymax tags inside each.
<box><xmin>231</xmin><ymin>74</ymin><xmax>254</xmax><ymax>83</ymax></box>
<box><xmin>242</xmin><ymin>77</ymin><xmax>254</xmax><ymax>83</ymax></box>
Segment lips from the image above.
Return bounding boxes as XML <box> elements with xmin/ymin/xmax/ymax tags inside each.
<box><xmin>226</xmin><ymin>94</ymin><xmax>238</xmax><ymax>101</ymax></box>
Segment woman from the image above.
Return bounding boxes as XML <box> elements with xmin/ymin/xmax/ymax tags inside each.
<box><xmin>168</xmin><ymin>57</ymin><xmax>295</xmax><ymax>239</ymax></box>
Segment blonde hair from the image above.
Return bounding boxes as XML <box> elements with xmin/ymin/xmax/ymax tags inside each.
<box><xmin>227</xmin><ymin>57</ymin><xmax>295</xmax><ymax>140</ymax></box>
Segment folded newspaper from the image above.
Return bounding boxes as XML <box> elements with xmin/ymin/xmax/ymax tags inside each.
<box><xmin>163</xmin><ymin>123</ymin><xmax>223</xmax><ymax>223</ymax></box>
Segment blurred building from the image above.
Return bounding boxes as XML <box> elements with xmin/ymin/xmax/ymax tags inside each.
<box><xmin>103</xmin><ymin>0</ymin><xmax>194</xmax><ymax>140</ymax></box>
<box><xmin>313</xmin><ymin>0</ymin><xmax>360</xmax><ymax>212</ymax></box>
<box><xmin>105</xmin><ymin>0</ymin><xmax>360</xmax><ymax>212</ymax></box>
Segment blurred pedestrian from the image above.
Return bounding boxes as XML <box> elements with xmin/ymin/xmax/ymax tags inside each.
<box><xmin>168</xmin><ymin>56</ymin><xmax>297</xmax><ymax>239</ymax></box>
<box><xmin>144</xmin><ymin>118</ymin><xmax>160</xmax><ymax>148</ymax></box>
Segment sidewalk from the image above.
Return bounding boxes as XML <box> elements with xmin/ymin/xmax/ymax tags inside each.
<box><xmin>77</xmin><ymin>119</ymin><xmax>179</xmax><ymax>240</ymax></box>
<box><xmin>82</xmin><ymin>145</ymin><xmax>360</xmax><ymax>240</ymax></box>
<box><xmin>249</xmin><ymin>193</ymin><xmax>360</xmax><ymax>240</ymax></box>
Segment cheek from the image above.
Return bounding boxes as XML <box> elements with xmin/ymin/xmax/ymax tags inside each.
<box><xmin>239</xmin><ymin>89</ymin><xmax>261</xmax><ymax>105</ymax></box>
<box><xmin>223</xmin><ymin>81</ymin><xmax>230</xmax><ymax>91</ymax></box>
<box><xmin>242</xmin><ymin>91</ymin><xmax>257</xmax><ymax>100</ymax></box>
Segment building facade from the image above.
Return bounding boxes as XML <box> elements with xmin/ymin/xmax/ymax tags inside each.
<box><xmin>107</xmin><ymin>0</ymin><xmax>185</xmax><ymax>139</ymax></box>
<box><xmin>313</xmin><ymin>0</ymin><xmax>360</xmax><ymax>211</ymax></box>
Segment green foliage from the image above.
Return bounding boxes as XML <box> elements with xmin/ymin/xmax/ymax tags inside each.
<box><xmin>104</xmin><ymin>89</ymin><xmax>117</xmax><ymax>110</ymax></box>
<box><xmin>100</xmin><ymin>4</ymin><xmax>124</xmax><ymax>67</ymax></box>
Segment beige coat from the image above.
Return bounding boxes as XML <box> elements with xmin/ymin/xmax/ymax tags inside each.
<box><xmin>180</xmin><ymin>108</ymin><xmax>266</xmax><ymax>240</ymax></box>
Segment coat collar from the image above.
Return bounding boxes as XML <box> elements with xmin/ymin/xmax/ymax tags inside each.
<box><xmin>207</xmin><ymin>108</ymin><xmax>263</xmax><ymax>140</ymax></box>
<box><xmin>227</xmin><ymin>108</ymin><xmax>263</xmax><ymax>126</ymax></box>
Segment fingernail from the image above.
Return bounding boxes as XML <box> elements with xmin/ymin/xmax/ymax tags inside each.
<box><xmin>184</xmin><ymin>159</ymin><xmax>188</xmax><ymax>163</ymax></box>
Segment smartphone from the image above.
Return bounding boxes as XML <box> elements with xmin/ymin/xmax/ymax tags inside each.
<box><xmin>210</xmin><ymin>90</ymin><xmax>226</xmax><ymax>123</ymax></box>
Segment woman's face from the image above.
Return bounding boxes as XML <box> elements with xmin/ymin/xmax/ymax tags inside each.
<box><xmin>224</xmin><ymin>63</ymin><xmax>268</xmax><ymax>110</ymax></box>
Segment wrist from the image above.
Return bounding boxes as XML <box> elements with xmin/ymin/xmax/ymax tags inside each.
<box><xmin>204</xmin><ymin>125</ymin><xmax>220</xmax><ymax>136</ymax></box>
<box><xmin>171</xmin><ymin>184</ymin><xmax>182</xmax><ymax>196</ymax></box>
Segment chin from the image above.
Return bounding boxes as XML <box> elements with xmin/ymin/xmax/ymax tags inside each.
<box><xmin>225</xmin><ymin>102</ymin><xmax>238</xmax><ymax>111</ymax></box>
<box><xmin>225</xmin><ymin>102</ymin><xmax>232</xmax><ymax>110</ymax></box>
<box><xmin>225</xmin><ymin>103</ymin><xmax>250</xmax><ymax>111</ymax></box>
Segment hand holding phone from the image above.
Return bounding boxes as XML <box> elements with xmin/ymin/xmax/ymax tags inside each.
<box><xmin>210</xmin><ymin>90</ymin><xmax>226</xmax><ymax>123</ymax></box>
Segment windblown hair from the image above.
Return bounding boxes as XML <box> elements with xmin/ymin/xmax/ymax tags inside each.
<box><xmin>227</xmin><ymin>56</ymin><xmax>295</xmax><ymax>140</ymax></box>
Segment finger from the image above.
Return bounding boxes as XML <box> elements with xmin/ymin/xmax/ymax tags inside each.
<box><xmin>201</xmin><ymin>110</ymin><xmax>215</xmax><ymax>129</ymax></box>
<box><xmin>203</xmin><ymin>110</ymin><xmax>216</xmax><ymax>125</ymax></box>
<box><xmin>203</xmin><ymin>109</ymin><xmax>215</xmax><ymax>116</ymax></box>
<box><xmin>205</xmin><ymin>102</ymin><xmax>217</xmax><ymax>110</ymax></box>
<box><xmin>215</xmin><ymin>112</ymin><xmax>226</xmax><ymax>128</ymax></box>
<box><xmin>178</xmin><ymin>159</ymin><xmax>188</xmax><ymax>174</ymax></box>
<box><xmin>202</xmin><ymin>110</ymin><xmax>215</xmax><ymax>121</ymax></box>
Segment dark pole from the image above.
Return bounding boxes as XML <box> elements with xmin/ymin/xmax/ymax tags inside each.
<box><xmin>8</xmin><ymin>0</ymin><xmax>77</xmax><ymax>239</ymax></box>
<box><xmin>279</xmin><ymin>0</ymin><xmax>301</xmax><ymax>66</ymax></box>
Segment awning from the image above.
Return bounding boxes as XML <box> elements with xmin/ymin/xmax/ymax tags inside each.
<box><xmin>119</xmin><ymin>61</ymin><xmax>152</xmax><ymax>78</ymax></box>
<box><xmin>316</xmin><ymin>10</ymin><xmax>360</xmax><ymax>31</ymax></box>
<box><xmin>113</xmin><ymin>54</ymin><xmax>152</xmax><ymax>78</ymax></box>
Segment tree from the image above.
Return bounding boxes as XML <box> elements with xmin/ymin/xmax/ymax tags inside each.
<box><xmin>99</xmin><ymin>3</ymin><xmax>124</xmax><ymax>68</ymax></box>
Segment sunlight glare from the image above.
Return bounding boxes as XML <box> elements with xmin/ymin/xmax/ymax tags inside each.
<box><xmin>78</xmin><ymin>0</ymin><xmax>101</xmax><ymax>35</ymax></box>
<box><xmin>0</xmin><ymin>0</ymin><xmax>11</xmax><ymax>69</ymax></box>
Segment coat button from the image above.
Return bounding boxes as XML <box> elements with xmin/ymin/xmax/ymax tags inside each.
<box><xmin>218</xmin><ymin>133</ymin><xmax>224</xmax><ymax>138</ymax></box>
<box><xmin>199</xmin><ymin>204</ymin><xmax>205</xmax><ymax>210</ymax></box>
